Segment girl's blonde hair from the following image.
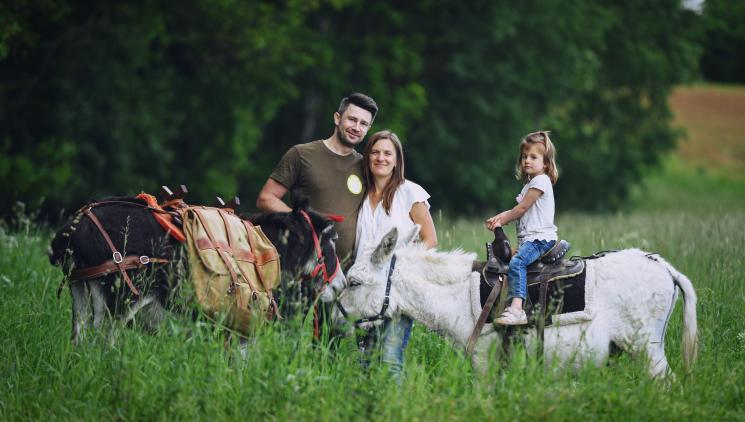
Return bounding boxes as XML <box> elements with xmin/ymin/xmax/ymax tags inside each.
<box><xmin>363</xmin><ymin>130</ymin><xmax>405</xmax><ymax>215</ymax></box>
<box><xmin>515</xmin><ymin>130</ymin><xmax>558</xmax><ymax>184</ymax></box>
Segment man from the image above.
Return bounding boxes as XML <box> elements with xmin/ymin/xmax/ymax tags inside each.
<box><xmin>256</xmin><ymin>92</ymin><xmax>378</xmax><ymax>263</ymax></box>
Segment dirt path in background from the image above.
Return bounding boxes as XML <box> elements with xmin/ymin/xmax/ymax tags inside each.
<box><xmin>669</xmin><ymin>85</ymin><xmax>745</xmax><ymax>174</ymax></box>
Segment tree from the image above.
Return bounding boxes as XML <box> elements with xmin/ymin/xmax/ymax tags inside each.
<box><xmin>699</xmin><ymin>0</ymin><xmax>745</xmax><ymax>84</ymax></box>
<box><xmin>0</xmin><ymin>0</ymin><xmax>702</xmax><ymax>220</ymax></box>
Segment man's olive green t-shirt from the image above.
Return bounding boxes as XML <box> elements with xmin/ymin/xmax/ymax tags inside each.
<box><xmin>270</xmin><ymin>140</ymin><xmax>365</xmax><ymax>261</ymax></box>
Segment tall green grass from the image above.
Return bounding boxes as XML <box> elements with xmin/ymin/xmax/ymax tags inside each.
<box><xmin>2</xmin><ymin>206</ymin><xmax>744</xmax><ymax>421</ymax></box>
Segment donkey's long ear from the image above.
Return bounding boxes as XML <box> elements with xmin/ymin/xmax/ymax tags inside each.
<box><xmin>371</xmin><ymin>227</ymin><xmax>398</xmax><ymax>264</ymax></box>
<box><xmin>400</xmin><ymin>224</ymin><xmax>420</xmax><ymax>246</ymax></box>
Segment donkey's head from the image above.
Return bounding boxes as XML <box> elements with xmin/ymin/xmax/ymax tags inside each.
<box><xmin>331</xmin><ymin>225</ymin><xmax>420</xmax><ymax>322</ymax></box>
<box><xmin>248</xmin><ymin>202</ymin><xmax>346</xmax><ymax>301</ymax></box>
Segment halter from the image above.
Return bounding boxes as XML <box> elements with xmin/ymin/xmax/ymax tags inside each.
<box><xmin>336</xmin><ymin>254</ymin><xmax>396</xmax><ymax>326</ymax></box>
<box><xmin>299</xmin><ymin>210</ymin><xmax>340</xmax><ymax>284</ymax></box>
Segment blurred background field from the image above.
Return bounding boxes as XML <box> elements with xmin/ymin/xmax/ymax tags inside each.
<box><xmin>629</xmin><ymin>85</ymin><xmax>745</xmax><ymax>213</ymax></box>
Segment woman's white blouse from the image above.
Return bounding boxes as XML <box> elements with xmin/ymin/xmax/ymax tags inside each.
<box><xmin>354</xmin><ymin>180</ymin><xmax>431</xmax><ymax>258</ymax></box>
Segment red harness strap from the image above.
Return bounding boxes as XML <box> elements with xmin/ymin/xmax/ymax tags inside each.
<box><xmin>299</xmin><ymin>210</ymin><xmax>343</xmax><ymax>339</ymax></box>
<box><xmin>299</xmin><ymin>210</ymin><xmax>340</xmax><ymax>284</ymax></box>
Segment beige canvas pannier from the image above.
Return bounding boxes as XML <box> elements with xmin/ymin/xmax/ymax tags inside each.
<box><xmin>181</xmin><ymin>206</ymin><xmax>280</xmax><ymax>334</ymax></box>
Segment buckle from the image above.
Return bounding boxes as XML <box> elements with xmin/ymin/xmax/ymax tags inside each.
<box><xmin>139</xmin><ymin>256</ymin><xmax>150</xmax><ymax>265</ymax></box>
<box><xmin>112</xmin><ymin>251</ymin><xmax>123</xmax><ymax>264</ymax></box>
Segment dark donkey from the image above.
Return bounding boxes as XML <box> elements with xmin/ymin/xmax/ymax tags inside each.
<box><xmin>49</xmin><ymin>192</ymin><xmax>345</xmax><ymax>343</ymax></box>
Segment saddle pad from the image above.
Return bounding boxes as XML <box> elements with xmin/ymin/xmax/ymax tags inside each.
<box><xmin>471</xmin><ymin>259</ymin><xmax>597</xmax><ymax>329</ymax></box>
<box><xmin>526</xmin><ymin>269</ymin><xmax>586</xmax><ymax>326</ymax></box>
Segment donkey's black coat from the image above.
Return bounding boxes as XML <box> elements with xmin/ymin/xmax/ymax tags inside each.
<box><xmin>49</xmin><ymin>197</ymin><xmax>179</xmax><ymax>315</ymax></box>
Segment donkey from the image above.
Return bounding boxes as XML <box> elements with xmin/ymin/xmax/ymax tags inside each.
<box><xmin>49</xmin><ymin>196</ymin><xmax>344</xmax><ymax>343</ymax></box>
<box><xmin>330</xmin><ymin>226</ymin><xmax>697</xmax><ymax>378</ymax></box>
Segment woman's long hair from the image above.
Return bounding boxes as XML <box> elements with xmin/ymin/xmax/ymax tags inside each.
<box><xmin>362</xmin><ymin>130</ymin><xmax>405</xmax><ymax>215</ymax></box>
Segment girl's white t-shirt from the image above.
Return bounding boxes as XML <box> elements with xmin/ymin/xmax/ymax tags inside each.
<box><xmin>354</xmin><ymin>180</ymin><xmax>430</xmax><ymax>258</ymax></box>
<box><xmin>516</xmin><ymin>174</ymin><xmax>557</xmax><ymax>245</ymax></box>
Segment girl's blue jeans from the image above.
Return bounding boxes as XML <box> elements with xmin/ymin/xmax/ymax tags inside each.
<box><xmin>507</xmin><ymin>239</ymin><xmax>556</xmax><ymax>301</ymax></box>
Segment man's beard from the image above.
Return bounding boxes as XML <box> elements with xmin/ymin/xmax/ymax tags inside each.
<box><xmin>336</xmin><ymin>125</ymin><xmax>358</xmax><ymax>148</ymax></box>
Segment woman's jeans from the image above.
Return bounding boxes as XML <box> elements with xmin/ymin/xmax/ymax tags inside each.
<box><xmin>507</xmin><ymin>239</ymin><xmax>556</xmax><ymax>301</ymax></box>
<box><xmin>358</xmin><ymin>315</ymin><xmax>413</xmax><ymax>383</ymax></box>
<box><xmin>381</xmin><ymin>315</ymin><xmax>413</xmax><ymax>381</ymax></box>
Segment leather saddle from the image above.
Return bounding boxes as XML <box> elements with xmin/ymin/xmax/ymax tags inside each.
<box><xmin>482</xmin><ymin>239</ymin><xmax>584</xmax><ymax>287</ymax></box>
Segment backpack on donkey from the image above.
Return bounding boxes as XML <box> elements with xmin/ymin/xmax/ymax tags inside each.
<box><xmin>181</xmin><ymin>205</ymin><xmax>281</xmax><ymax>334</ymax></box>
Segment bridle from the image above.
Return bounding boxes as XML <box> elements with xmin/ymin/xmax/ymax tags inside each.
<box><xmin>299</xmin><ymin>210</ymin><xmax>340</xmax><ymax>285</ymax></box>
<box><xmin>335</xmin><ymin>254</ymin><xmax>397</xmax><ymax>326</ymax></box>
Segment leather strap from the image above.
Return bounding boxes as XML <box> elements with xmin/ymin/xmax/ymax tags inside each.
<box><xmin>466</xmin><ymin>274</ymin><xmax>503</xmax><ymax>355</ymax></box>
<box><xmin>70</xmin><ymin>255</ymin><xmax>169</xmax><ymax>280</ymax></box>
<box><xmin>83</xmin><ymin>208</ymin><xmax>141</xmax><ymax>296</ymax></box>
<box><xmin>537</xmin><ymin>276</ymin><xmax>549</xmax><ymax>358</ymax></box>
<box><xmin>241</xmin><ymin>219</ymin><xmax>264</xmax><ymax>286</ymax></box>
<box><xmin>299</xmin><ymin>210</ymin><xmax>340</xmax><ymax>284</ymax></box>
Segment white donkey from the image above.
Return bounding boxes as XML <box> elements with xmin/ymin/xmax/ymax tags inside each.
<box><xmin>331</xmin><ymin>227</ymin><xmax>697</xmax><ymax>377</ymax></box>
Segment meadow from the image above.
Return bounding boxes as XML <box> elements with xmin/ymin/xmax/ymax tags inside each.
<box><xmin>1</xmin><ymin>85</ymin><xmax>745</xmax><ymax>421</ymax></box>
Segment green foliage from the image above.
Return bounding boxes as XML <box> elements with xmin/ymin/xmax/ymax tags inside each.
<box><xmin>0</xmin><ymin>0</ymin><xmax>702</xmax><ymax>219</ymax></box>
<box><xmin>700</xmin><ymin>0</ymin><xmax>745</xmax><ymax>84</ymax></box>
<box><xmin>2</xmin><ymin>209</ymin><xmax>745</xmax><ymax>419</ymax></box>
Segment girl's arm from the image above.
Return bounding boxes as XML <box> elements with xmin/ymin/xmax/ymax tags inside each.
<box><xmin>485</xmin><ymin>188</ymin><xmax>543</xmax><ymax>230</ymax></box>
<box><xmin>410</xmin><ymin>201</ymin><xmax>438</xmax><ymax>249</ymax></box>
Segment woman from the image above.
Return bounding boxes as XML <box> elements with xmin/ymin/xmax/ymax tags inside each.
<box><xmin>354</xmin><ymin>130</ymin><xmax>437</xmax><ymax>381</ymax></box>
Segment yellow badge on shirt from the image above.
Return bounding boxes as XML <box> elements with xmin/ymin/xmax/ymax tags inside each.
<box><xmin>347</xmin><ymin>174</ymin><xmax>363</xmax><ymax>195</ymax></box>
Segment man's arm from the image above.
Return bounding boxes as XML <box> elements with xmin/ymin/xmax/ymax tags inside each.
<box><xmin>256</xmin><ymin>178</ymin><xmax>292</xmax><ymax>213</ymax></box>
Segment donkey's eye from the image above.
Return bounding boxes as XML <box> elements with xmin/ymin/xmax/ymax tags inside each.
<box><xmin>348</xmin><ymin>278</ymin><xmax>362</xmax><ymax>288</ymax></box>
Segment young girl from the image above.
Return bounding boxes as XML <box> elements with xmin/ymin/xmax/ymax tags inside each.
<box><xmin>486</xmin><ymin>131</ymin><xmax>559</xmax><ymax>325</ymax></box>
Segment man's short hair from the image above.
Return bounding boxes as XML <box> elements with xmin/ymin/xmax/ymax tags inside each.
<box><xmin>338</xmin><ymin>93</ymin><xmax>378</xmax><ymax>122</ymax></box>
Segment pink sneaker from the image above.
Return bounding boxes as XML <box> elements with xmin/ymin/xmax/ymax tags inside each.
<box><xmin>495</xmin><ymin>307</ymin><xmax>528</xmax><ymax>326</ymax></box>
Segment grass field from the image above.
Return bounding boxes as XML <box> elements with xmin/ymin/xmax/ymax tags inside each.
<box><xmin>1</xmin><ymin>85</ymin><xmax>745</xmax><ymax>420</ymax></box>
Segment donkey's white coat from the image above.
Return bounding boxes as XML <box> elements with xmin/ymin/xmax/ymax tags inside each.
<box><xmin>334</xmin><ymin>227</ymin><xmax>698</xmax><ymax>377</ymax></box>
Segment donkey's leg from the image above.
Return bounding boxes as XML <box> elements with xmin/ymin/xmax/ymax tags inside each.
<box><xmin>89</xmin><ymin>281</ymin><xmax>116</xmax><ymax>346</ymax></box>
<box><xmin>471</xmin><ymin>333</ymin><xmax>499</xmax><ymax>376</ymax></box>
<box><xmin>89</xmin><ymin>282</ymin><xmax>108</xmax><ymax>329</ymax></box>
<box><xmin>643</xmin><ymin>290</ymin><xmax>678</xmax><ymax>379</ymax></box>
<box><xmin>70</xmin><ymin>281</ymin><xmax>91</xmax><ymax>344</ymax></box>
<box><xmin>615</xmin><ymin>290</ymin><xmax>675</xmax><ymax>379</ymax></box>
<box><xmin>122</xmin><ymin>294</ymin><xmax>155</xmax><ymax>326</ymax></box>
<box><xmin>644</xmin><ymin>339</ymin><xmax>671</xmax><ymax>379</ymax></box>
<box><xmin>544</xmin><ymin>322</ymin><xmax>609</xmax><ymax>372</ymax></box>
<box><xmin>138</xmin><ymin>297</ymin><xmax>169</xmax><ymax>333</ymax></box>
<box><xmin>238</xmin><ymin>336</ymin><xmax>255</xmax><ymax>361</ymax></box>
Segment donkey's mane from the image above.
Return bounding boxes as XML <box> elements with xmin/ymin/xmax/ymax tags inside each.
<box><xmin>396</xmin><ymin>244</ymin><xmax>476</xmax><ymax>286</ymax></box>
